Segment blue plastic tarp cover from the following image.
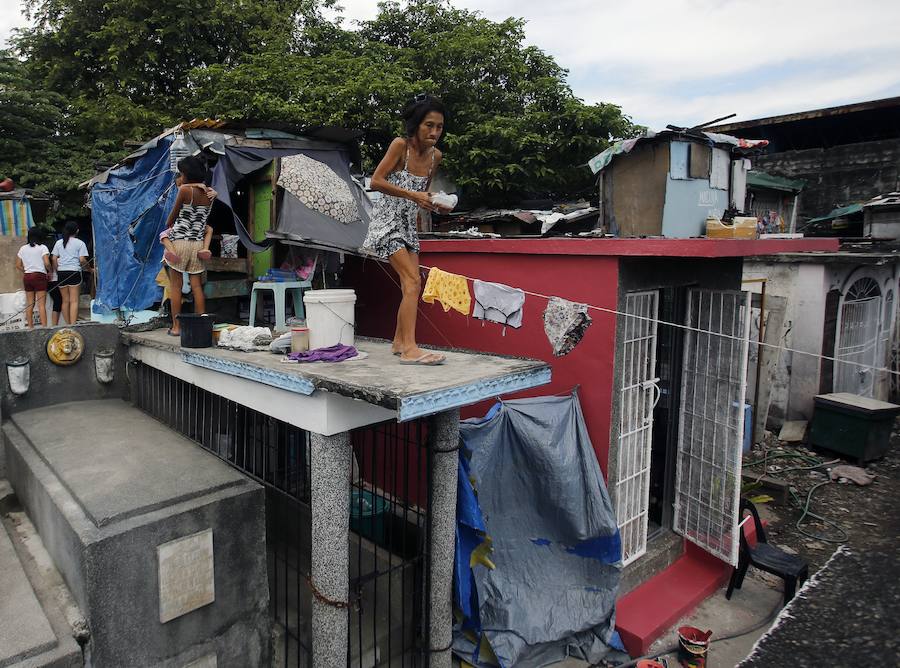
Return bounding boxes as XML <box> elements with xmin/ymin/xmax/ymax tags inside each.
<box><xmin>90</xmin><ymin>135</ymin><xmax>175</xmax><ymax>311</ymax></box>
<box><xmin>455</xmin><ymin>394</ymin><xmax>623</xmax><ymax>667</ymax></box>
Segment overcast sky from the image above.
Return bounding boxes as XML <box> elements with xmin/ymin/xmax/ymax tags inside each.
<box><xmin>4</xmin><ymin>0</ymin><xmax>899</xmax><ymax>130</ymax></box>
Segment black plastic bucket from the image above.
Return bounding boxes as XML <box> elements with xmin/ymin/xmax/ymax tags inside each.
<box><xmin>177</xmin><ymin>313</ymin><xmax>214</xmax><ymax>348</ymax></box>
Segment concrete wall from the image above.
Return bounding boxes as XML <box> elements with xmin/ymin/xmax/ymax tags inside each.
<box><xmin>346</xmin><ymin>247</ymin><xmax>620</xmax><ymax>474</ymax></box>
<box><xmin>4</xmin><ymin>401</ymin><xmax>270</xmax><ymax>667</ymax></box>
<box><xmin>0</xmin><ymin>235</ymin><xmax>27</xmax><ymax>294</ymax></box>
<box><xmin>753</xmin><ymin>138</ymin><xmax>900</xmax><ymax>221</ymax></box>
<box><xmin>743</xmin><ymin>258</ymin><xmax>900</xmax><ymax>424</ymax></box>
<box><xmin>0</xmin><ymin>324</ymin><xmax>127</xmax><ymax>419</ymax></box>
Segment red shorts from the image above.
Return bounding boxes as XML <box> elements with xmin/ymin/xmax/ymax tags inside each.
<box><xmin>23</xmin><ymin>272</ymin><xmax>49</xmax><ymax>292</ymax></box>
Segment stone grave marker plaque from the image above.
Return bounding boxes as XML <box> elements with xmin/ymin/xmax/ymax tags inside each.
<box><xmin>158</xmin><ymin>529</ymin><xmax>215</xmax><ymax>623</ymax></box>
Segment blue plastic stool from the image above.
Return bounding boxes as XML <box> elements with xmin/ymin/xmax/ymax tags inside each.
<box><xmin>249</xmin><ymin>280</ymin><xmax>311</xmax><ymax>331</ymax></box>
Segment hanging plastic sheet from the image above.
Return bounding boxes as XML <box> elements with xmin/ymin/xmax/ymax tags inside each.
<box><xmin>455</xmin><ymin>394</ymin><xmax>623</xmax><ymax>667</ymax></box>
<box><xmin>210</xmin><ymin>145</ymin><xmax>371</xmax><ymax>254</ymax></box>
<box><xmin>0</xmin><ymin>195</ymin><xmax>34</xmax><ymax>236</ymax></box>
<box><xmin>90</xmin><ymin>135</ymin><xmax>176</xmax><ymax>312</ymax></box>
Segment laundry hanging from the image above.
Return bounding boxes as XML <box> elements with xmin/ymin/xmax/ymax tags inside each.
<box><xmin>472</xmin><ymin>280</ymin><xmax>525</xmax><ymax>335</ymax></box>
<box><xmin>422</xmin><ymin>267</ymin><xmax>472</xmax><ymax>316</ymax></box>
<box><xmin>543</xmin><ymin>296</ymin><xmax>592</xmax><ymax>356</ymax></box>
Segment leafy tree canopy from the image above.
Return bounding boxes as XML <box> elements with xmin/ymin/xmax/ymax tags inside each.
<box><xmin>7</xmin><ymin>0</ymin><xmax>638</xmax><ymax>215</ymax></box>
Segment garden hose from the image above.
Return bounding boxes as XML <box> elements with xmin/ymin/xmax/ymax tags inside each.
<box><xmin>744</xmin><ymin>450</ymin><xmax>847</xmax><ymax>544</ymax></box>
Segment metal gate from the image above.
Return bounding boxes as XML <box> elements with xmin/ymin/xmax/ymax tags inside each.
<box><xmin>674</xmin><ymin>289</ymin><xmax>750</xmax><ymax>566</ymax></box>
<box><xmin>614</xmin><ymin>290</ymin><xmax>660</xmax><ymax>566</ymax></box>
<box><xmin>835</xmin><ymin>277</ymin><xmax>882</xmax><ymax>397</ymax></box>
<box><xmin>878</xmin><ymin>289</ymin><xmax>894</xmax><ymax>398</ymax></box>
<box><xmin>129</xmin><ymin>361</ymin><xmax>431</xmax><ymax>667</ymax></box>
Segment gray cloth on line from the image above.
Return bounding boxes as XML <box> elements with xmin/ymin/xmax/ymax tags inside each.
<box><xmin>543</xmin><ymin>296</ymin><xmax>592</xmax><ymax>356</ymax></box>
<box><xmin>472</xmin><ymin>279</ymin><xmax>525</xmax><ymax>329</ymax></box>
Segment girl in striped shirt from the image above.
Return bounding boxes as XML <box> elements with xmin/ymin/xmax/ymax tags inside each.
<box><xmin>161</xmin><ymin>156</ymin><xmax>215</xmax><ymax>336</ymax></box>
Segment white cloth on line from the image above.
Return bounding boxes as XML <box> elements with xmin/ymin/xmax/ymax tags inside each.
<box><xmin>473</xmin><ymin>280</ymin><xmax>525</xmax><ymax>330</ymax></box>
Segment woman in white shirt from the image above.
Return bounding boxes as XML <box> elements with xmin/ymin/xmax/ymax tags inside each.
<box><xmin>51</xmin><ymin>221</ymin><xmax>89</xmax><ymax>326</ymax></box>
<box><xmin>15</xmin><ymin>228</ymin><xmax>51</xmax><ymax>328</ymax></box>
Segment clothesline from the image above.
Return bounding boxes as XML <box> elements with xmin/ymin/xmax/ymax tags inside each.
<box><xmin>413</xmin><ymin>262</ymin><xmax>900</xmax><ymax>380</ymax></box>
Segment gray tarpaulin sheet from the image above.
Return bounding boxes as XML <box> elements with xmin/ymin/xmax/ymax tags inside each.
<box><xmin>455</xmin><ymin>394</ymin><xmax>623</xmax><ymax>667</ymax></box>
<box><xmin>211</xmin><ymin>145</ymin><xmax>371</xmax><ymax>253</ymax></box>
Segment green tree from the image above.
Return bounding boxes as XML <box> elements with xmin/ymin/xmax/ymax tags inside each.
<box><xmin>188</xmin><ymin>0</ymin><xmax>637</xmax><ymax>204</ymax></box>
<box><xmin>11</xmin><ymin>0</ymin><xmax>638</xmax><ymax>209</ymax></box>
<box><xmin>17</xmin><ymin>0</ymin><xmax>325</xmax><ymax>105</ymax></box>
<box><xmin>10</xmin><ymin>0</ymin><xmax>330</xmax><ymax>216</ymax></box>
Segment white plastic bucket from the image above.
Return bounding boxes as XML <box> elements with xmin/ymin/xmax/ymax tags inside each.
<box><xmin>303</xmin><ymin>289</ymin><xmax>356</xmax><ymax>349</ymax></box>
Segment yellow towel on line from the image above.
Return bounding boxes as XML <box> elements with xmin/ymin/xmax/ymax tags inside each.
<box><xmin>422</xmin><ymin>267</ymin><xmax>471</xmax><ymax>316</ymax></box>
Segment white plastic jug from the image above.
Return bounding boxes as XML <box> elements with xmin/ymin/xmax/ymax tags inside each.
<box><xmin>303</xmin><ymin>289</ymin><xmax>356</xmax><ymax>349</ymax></box>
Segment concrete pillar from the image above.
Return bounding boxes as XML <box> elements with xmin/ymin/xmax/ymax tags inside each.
<box><xmin>427</xmin><ymin>410</ymin><xmax>460</xmax><ymax>668</ymax></box>
<box><xmin>310</xmin><ymin>431</ymin><xmax>352</xmax><ymax>668</ymax></box>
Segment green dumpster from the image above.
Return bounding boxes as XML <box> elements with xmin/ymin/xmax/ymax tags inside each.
<box><xmin>810</xmin><ymin>392</ymin><xmax>900</xmax><ymax>463</ymax></box>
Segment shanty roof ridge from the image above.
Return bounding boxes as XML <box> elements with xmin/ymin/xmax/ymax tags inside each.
<box><xmin>588</xmin><ymin>128</ymin><xmax>768</xmax><ymax>174</ymax></box>
<box><xmin>707</xmin><ymin>95</ymin><xmax>900</xmax><ymax>133</ymax></box>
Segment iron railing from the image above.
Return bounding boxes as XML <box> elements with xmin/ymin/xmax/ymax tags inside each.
<box><xmin>129</xmin><ymin>361</ymin><xmax>431</xmax><ymax>667</ymax></box>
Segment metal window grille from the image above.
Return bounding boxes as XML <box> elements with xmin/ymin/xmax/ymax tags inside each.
<box><xmin>835</xmin><ymin>278</ymin><xmax>882</xmax><ymax>397</ymax></box>
<box><xmin>614</xmin><ymin>291</ymin><xmax>659</xmax><ymax>566</ymax></box>
<box><xmin>129</xmin><ymin>361</ymin><xmax>431</xmax><ymax>667</ymax></box>
<box><xmin>892</xmin><ymin>288</ymin><xmax>900</xmax><ymax>401</ymax></box>
<box><xmin>879</xmin><ymin>290</ymin><xmax>894</xmax><ymax>397</ymax></box>
<box><xmin>674</xmin><ymin>289</ymin><xmax>750</xmax><ymax>566</ymax></box>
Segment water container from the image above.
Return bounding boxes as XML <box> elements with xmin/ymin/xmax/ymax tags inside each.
<box><xmin>303</xmin><ymin>289</ymin><xmax>356</xmax><ymax>349</ymax></box>
<box><xmin>290</xmin><ymin>326</ymin><xmax>310</xmax><ymax>353</ymax></box>
<box><xmin>177</xmin><ymin>313</ymin><xmax>214</xmax><ymax>348</ymax></box>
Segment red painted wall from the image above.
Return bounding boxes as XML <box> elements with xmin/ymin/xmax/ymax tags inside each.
<box><xmin>345</xmin><ymin>248</ymin><xmax>620</xmax><ymax>475</ymax></box>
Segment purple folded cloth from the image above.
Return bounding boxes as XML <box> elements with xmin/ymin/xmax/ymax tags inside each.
<box><xmin>287</xmin><ymin>343</ymin><xmax>358</xmax><ymax>363</ymax></box>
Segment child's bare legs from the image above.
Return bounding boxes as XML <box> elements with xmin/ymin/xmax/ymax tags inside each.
<box><xmin>24</xmin><ymin>291</ymin><xmax>35</xmax><ymax>328</ymax></box>
<box><xmin>189</xmin><ymin>273</ymin><xmax>206</xmax><ymax>314</ymax></box>
<box><xmin>168</xmin><ymin>267</ymin><xmax>184</xmax><ymax>334</ymax></box>
<box><xmin>197</xmin><ymin>226</ymin><xmax>213</xmax><ymax>261</ymax></box>
<box><xmin>61</xmin><ymin>284</ymin><xmax>79</xmax><ymax>325</ymax></box>
<box><xmin>162</xmin><ymin>237</ymin><xmax>181</xmax><ymax>265</ymax></box>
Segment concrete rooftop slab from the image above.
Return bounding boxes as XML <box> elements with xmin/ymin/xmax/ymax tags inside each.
<box><xmin>123</xmin><ymin>330</ymin><xmax>551</xmax><ymax>421</ymax></box>
<box><xmin>10</xmin><ymin>400</ymin><xmax>248</xmax><ymax>527</ymax></box>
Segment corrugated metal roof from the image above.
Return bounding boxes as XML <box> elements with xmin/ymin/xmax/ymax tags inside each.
<box><xmin>178</xmin><ymin>118</ymin><xmax>228</xmax><ymax>130</ymax></box>
<box><xmin>746</xmin><ymin>171</ymin><xmax>805</xmax><ymax>193</ymax></box>
<box><xmin>708</xmin><ymin>96</ymin><xmax>900</xmax><ymax>133</ymax></box>
<box><xmin>588</xmin><ymin>129</ymin><xmax>768</xmax><ymax>174</ymax></box>
<box><xmin>806</xmin><ymin>203</ymin><xmax>864</xmax><ymax>225</ymax></box>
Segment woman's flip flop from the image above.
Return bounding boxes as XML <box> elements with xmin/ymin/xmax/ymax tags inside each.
<box><xmin>197</xmin><ymin>249</ymin><xmax>212</xmax><ymax>260</ymax></box>
<box><xmin>164</xmin><ymin>250</ymin><xmax>181</xmax><ymax>264</ymax></box>
<box><xmin>399</xmin><ymin>352</ymin><xmax>445</xmax><ymax>366</ymax></box>
<box><xmin>167</xmin><ymin>329</ymin><xmax>180</xmax><ymax>337</ymax></box>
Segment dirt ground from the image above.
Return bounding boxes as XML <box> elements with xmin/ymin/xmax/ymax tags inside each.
<box><xmin>744</xmin><ymin>418</ymin><xmax>900</xmax><ymax>574</ymax></box>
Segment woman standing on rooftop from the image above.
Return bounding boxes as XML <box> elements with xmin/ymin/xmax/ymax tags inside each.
<box><xmin>363</xmin><ymin>94</ymin><xmax>450</xmax><ymax>366</ymax></box>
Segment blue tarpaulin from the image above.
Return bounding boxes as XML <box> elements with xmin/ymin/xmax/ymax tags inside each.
<box><xmin>90</xmin><ymin>135</ymin><xmax>176</xmax><ymax>312</ymax></box>
<box><xmin>90</xmin><ymin>128</ymin><xmax>370</xmax><ymax>313</ymax></box>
